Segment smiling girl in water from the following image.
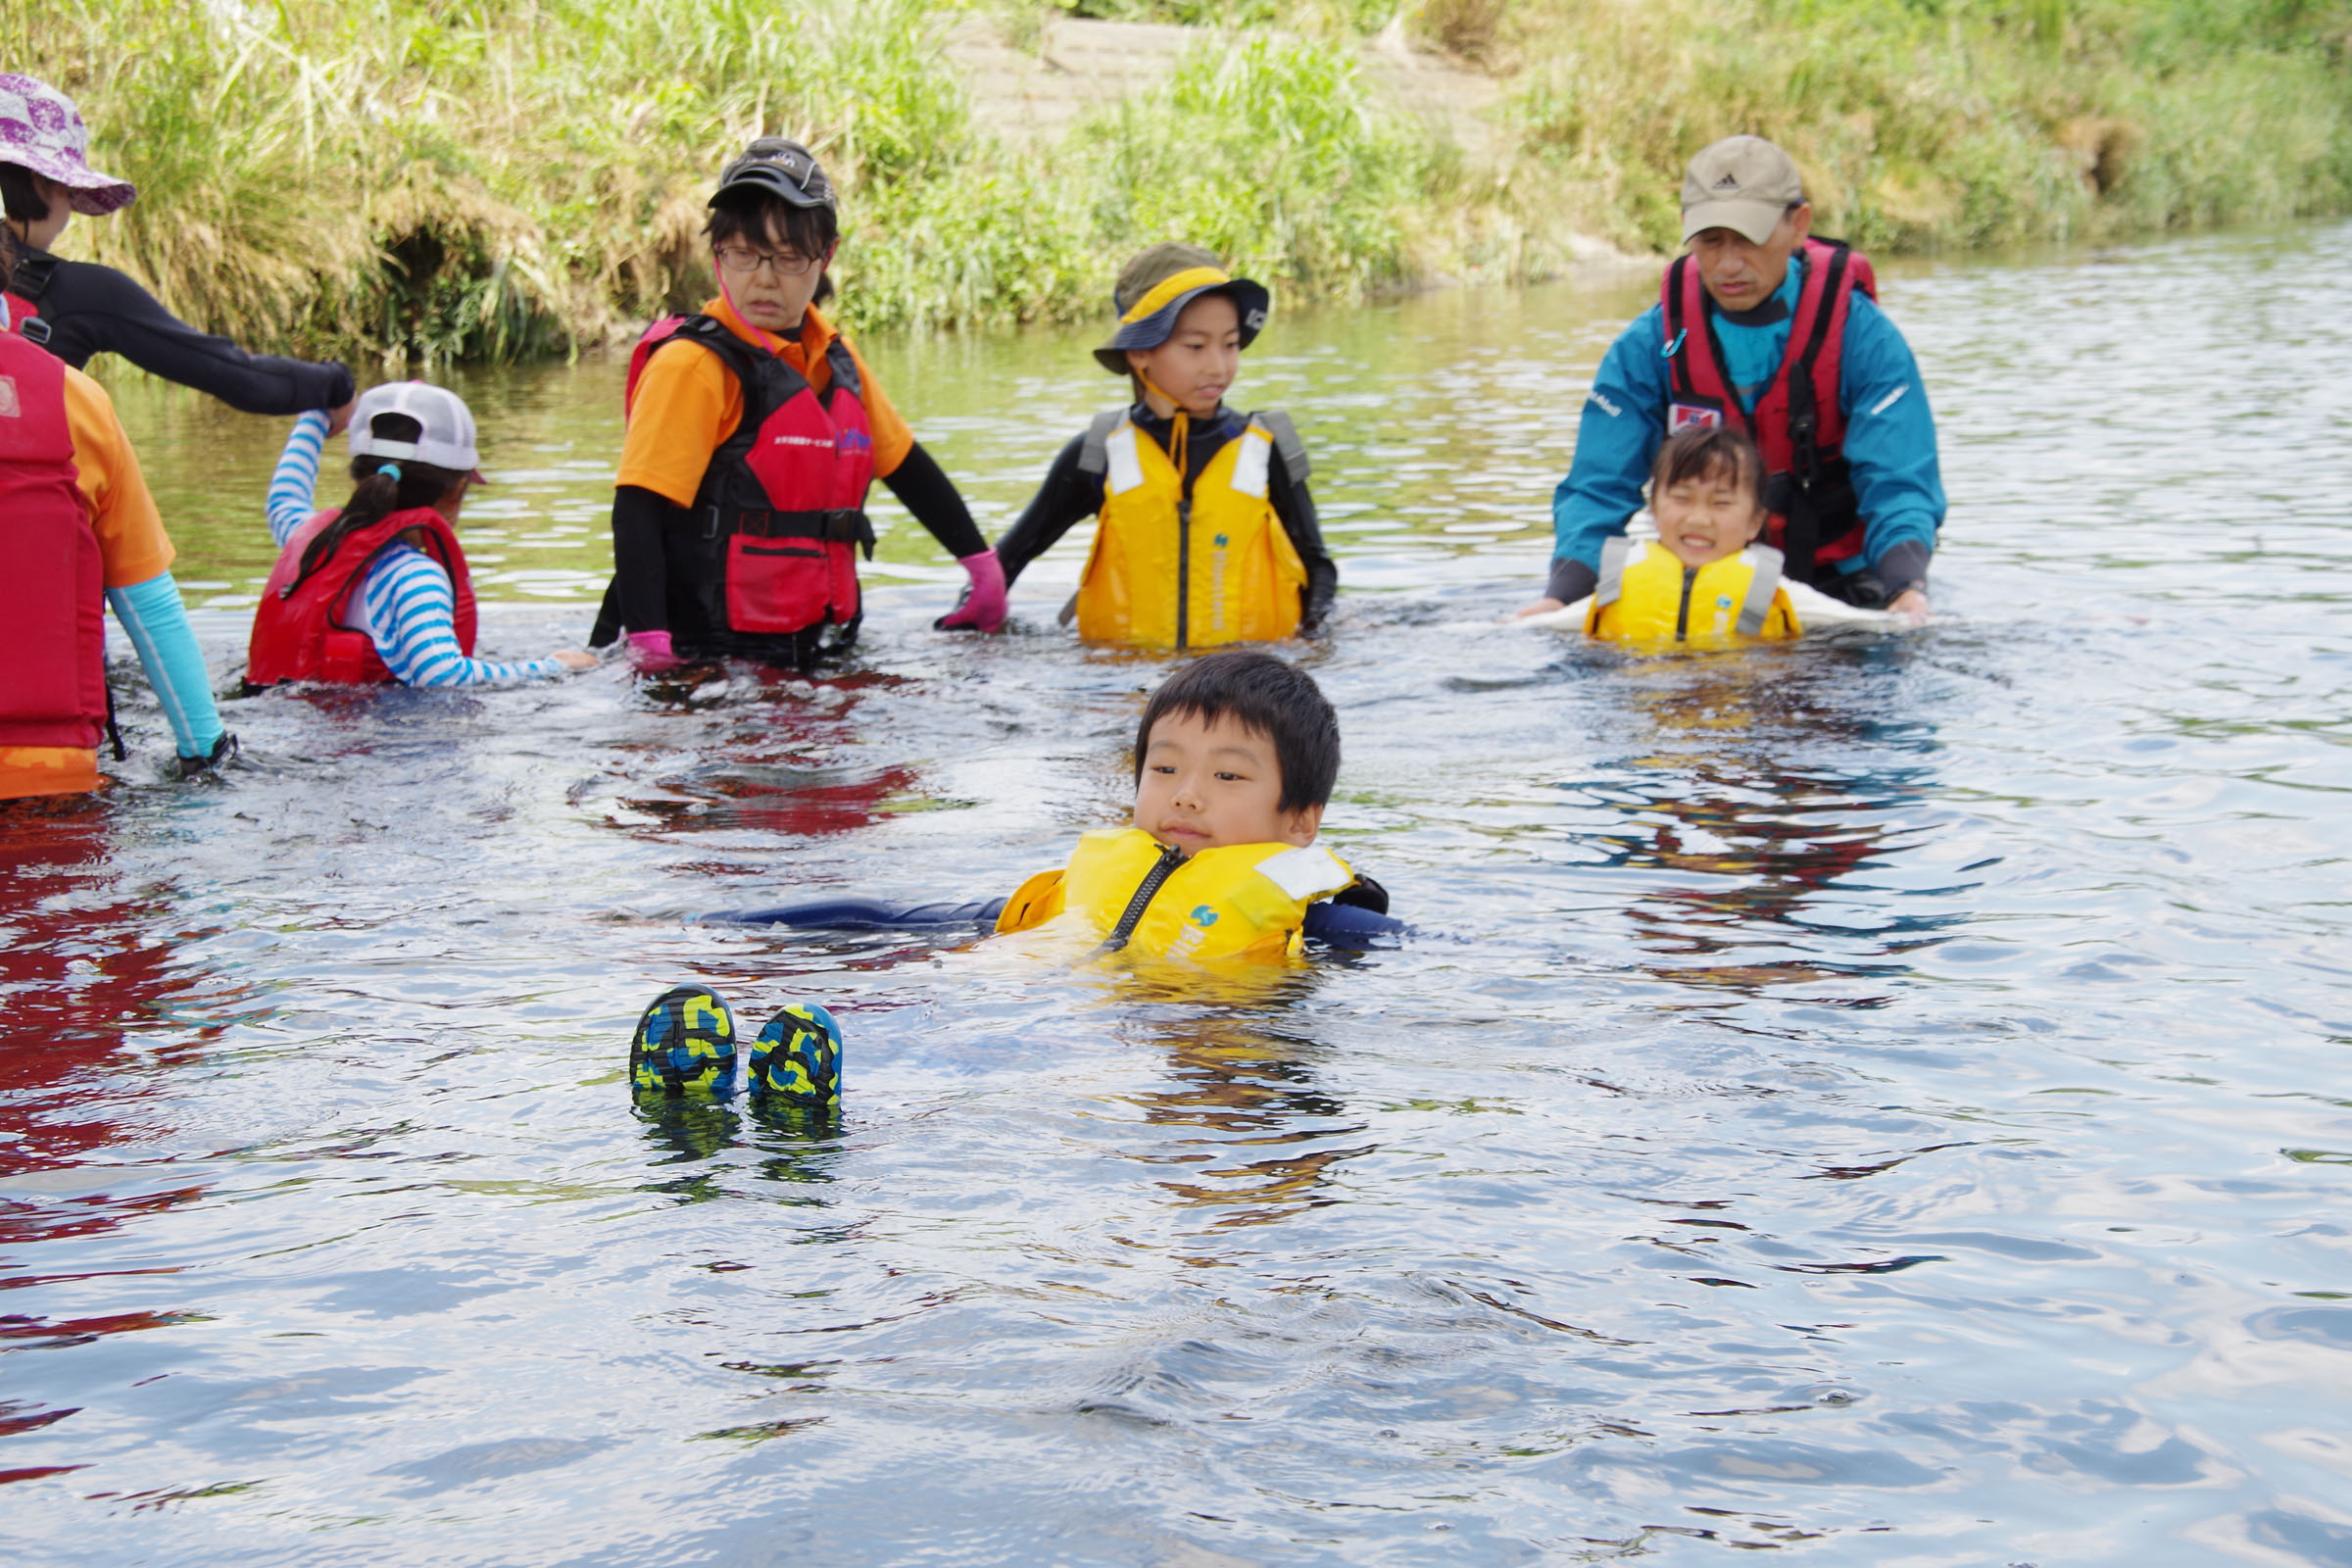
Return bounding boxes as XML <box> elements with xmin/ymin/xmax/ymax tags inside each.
<box><xmin>1585</xmin><ymin>424</ymin><xmax>1799</xmax><ymax>647</ymax></box>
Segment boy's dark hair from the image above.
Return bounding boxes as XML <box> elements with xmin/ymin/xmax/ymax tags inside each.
<box><xmin>0</xmin><ymin>165</ymin><xmax>48</xmax><ymax>225</ymax></box>
<box><xmin>1652</xmin><ymin>423</ymin><xmax>1764</xmax><ymax>502</ymax></box>
<box><xmin>706</xmin><ymin>190</ymin><xmax>838</xmax><ymax>308</ymax></box>
<box><xmin>1134</xmin><ymin>650</ymin><xmax>1340</xmax><ymax>814</ymax></box>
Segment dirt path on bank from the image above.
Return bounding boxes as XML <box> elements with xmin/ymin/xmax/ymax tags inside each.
<box><xmin>944</xmin><ymin>16</ymin><xmax>1502</xmax><ymax>160</ymax></box>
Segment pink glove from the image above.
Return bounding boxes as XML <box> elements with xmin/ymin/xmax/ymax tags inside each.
<box><xmin>935</xmin><ymin>549</ymin><xmax>1008</xmax><ymax>633</ymax></box>
<box><xmin>625</xmin><ymin>629</ymin><xmax>682</xmax><ymax>671</ymax></box>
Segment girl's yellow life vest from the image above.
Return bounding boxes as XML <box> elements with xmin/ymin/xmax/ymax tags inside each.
<box><xmin>996</xmin><ymin>826</ymin><xmax>1356</xmax><ymax>962</ymax></box>
<box><xmin>1586</xmin><ymin>537</ymin><xmax>1800</xmax><ymax>648</ymax></box>
<box><xmin>1075</xmin><ymin>412</ymin><xmax>1309</xmax><ymax>649</ymax></box>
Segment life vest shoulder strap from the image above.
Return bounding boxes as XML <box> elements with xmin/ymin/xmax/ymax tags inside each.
<box><xmin>1735</xmin><ymin>544</ymin><xmax>1786</xmax><ymax>636</ymax></box>
<box><xmin>1076</xmin><ymin>409</ymin><xmax>1126</xmax><ymax>477</ymax></box>
<box><xmin>821</xmin><ymin>335</ymin><xmax>862</xmax><ymax>402</ymax></box>
<box><xmin>1251</xmin><ymin>409</ymin><xmax>1309</xmax><ymax>482</ymax></box>
<box><xmin>1594</xmin><ymin>535</ymin><xmax>1635</xmax><ymax>608</ymax></box>
<box><xmin>8</xmin><ymin>249</ymin><xmax>55</xmax><ymax>308</ymax></box>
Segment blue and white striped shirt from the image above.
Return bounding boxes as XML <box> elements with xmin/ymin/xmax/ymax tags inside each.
<box><xmin>268</xmin><ymin>411</ymin><xmax>565</xmax><ymax>687</ymax></box>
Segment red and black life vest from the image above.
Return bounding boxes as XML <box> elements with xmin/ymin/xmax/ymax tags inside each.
<box><xmin>600</xmin><ymin>314</ymin><xmax>876</xmax><ymax>662</ymax></box>
<box><xmin>1661</xmin><ymin>237</ymin><xmax>1878</xmax><ymax>585</ymax></box>
<box><xmin>246</xmin><ymin>506</ymin><xmax>476</xmax><ymax>685</ymax></box>
<box><xmin>0</xmin><ymin>327</ymin><xmax>108</xmax><ymax>750</ymax></box>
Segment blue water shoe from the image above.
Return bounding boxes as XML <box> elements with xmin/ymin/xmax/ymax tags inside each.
<box><xmin>629</xmin><ymin>984</ymin><xmax>740</xmax><ymax>1098</ymax></box>
<box><xmin>749</xmin><ymin>1003</ymin><xmax>842</xmax><ymax>1106</ymax></box>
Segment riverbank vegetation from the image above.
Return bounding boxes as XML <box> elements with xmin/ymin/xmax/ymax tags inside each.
<box><xmin>13</xmin><ymin>0</ymin><xmax>2350</xmax><ymax>363</ymax></box>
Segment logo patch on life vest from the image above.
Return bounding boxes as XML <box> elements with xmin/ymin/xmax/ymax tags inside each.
<box><xmin>1669</xmin><ymin>402</ymin><xmax>1724</xmax><ymax>434</ymax></box>
<box><xmin>836</xmin><ymin>428</ymin><xmax>872</xmax><ymax>456</ymax></box>
<box><xmin>1191</xmin><ymin>906</ymin><xmax>1218</xmax><ymax>926</ymax></box>
<box><xmin>0</xmin><ymin>375</ymin><xmax>17</xmax><ymax>418</ymax></box>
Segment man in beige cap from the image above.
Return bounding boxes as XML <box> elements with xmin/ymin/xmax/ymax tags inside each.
<box><xmin>1524</xmin><ymin>134</ymin><xmax>1943</xmax><ymax>620</ymax></box>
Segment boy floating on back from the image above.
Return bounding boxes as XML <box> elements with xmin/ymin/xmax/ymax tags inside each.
<box><xmin>995</xmin><ymin>650</ymin><xmax>1388</xmax><ymax>960</ymax></box>
<box><xmin>991</xmin><ymin>244</ymin><xmax>1337</xmax><ymax>648</ymax></box>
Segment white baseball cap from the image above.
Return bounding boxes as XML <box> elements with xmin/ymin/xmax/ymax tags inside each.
<box><xmin>350</xmin><ymin>381</ymin><xmax>485</xmax><ymax>480</ymax></box>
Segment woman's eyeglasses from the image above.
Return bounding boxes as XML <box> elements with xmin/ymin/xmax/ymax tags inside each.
<box><xmin>714</xmin><ymin>245</ymin><xmax>823</xmax><ymax>279</ymax></box>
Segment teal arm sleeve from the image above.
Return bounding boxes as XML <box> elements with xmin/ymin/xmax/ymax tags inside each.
<box><xmin>106</xmin><ymin>571</ymin><xmax>225</xmax><ymax>759</ymax></box>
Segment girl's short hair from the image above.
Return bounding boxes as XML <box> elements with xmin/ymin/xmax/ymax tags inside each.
<box><xmin>1652</xmin><ymin>423</ymin><xmax>1764</xmax><ymax>502</ymax></box>
<box><xmin>706</xmin><ymin>190</ymin><xmax>839</xmax><ymax>308</ymax></box>
<box><xmin>1134</xmin><ymin>650</ymin><xmax>1340</xmax><ymax>813</ymax></box>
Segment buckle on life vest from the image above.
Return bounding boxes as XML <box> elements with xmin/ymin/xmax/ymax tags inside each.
<box><xmin>19</xmin><ymin>315</ymin><xmax>49</xmax><ymax>347</ymax></box>
<box><xmin>731</xmin><ymin>509</ymin><xmax>875</xmax><ymax>559</ymax></box>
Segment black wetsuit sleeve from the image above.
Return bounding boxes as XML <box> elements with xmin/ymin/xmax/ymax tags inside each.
<box><xmin>24</xmin><ymin>255</ymin><xmax>354</xmax><ymax>415</ymax></box>
<box><xmin>1875</xmin><ymin>539</ymin><xmax>1932</xmax><ymax>601</ymax></box>
<box><xmin>1546</xmin><ymin>558</ymin><xmax>1599</xmax><ymax>604</ymax></box>
<box><xmin>609</xmin><ymin>484</ymin><xmax>673</xmax><ymax>634</ymax></box>
<box><xmin>880</xmin><ymin>442</ymin><xmax>986</xmax><ymax>561</ymax></box>
<box><xmin>993</xmin><ymin>433</ymin><xmax>1104</xmax><ymax>588</ymax></box>
<box><xmin>1267</xmin><ymin>448</ymin><xmax>1337</xmax><ymax>634</ymax></box>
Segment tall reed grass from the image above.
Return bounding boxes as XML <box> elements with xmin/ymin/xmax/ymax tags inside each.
<box><xmin>11</xmin><ymin>0</ymin><xmax>2352</xmax><ymax>365</ymax></box>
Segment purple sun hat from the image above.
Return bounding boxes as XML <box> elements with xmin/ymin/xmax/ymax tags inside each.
<box><xmin>0</xmin><ymin>74</ymin><xmax>136</xmax><ymax>217</ymax></box>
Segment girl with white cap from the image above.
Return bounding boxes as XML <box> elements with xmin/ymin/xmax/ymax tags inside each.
<box><xmin>246</xmin><ymin>387</ymin><xmax>596</xmax><ymax>688</ymax></box>
<box><xmin>0</xmin><ymin>74</ymin><xmax>355</xmax><ymax>423</ymax></box>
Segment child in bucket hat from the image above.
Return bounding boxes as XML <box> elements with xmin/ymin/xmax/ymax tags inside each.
<box><xmin>988</xmin><ymin>243</ymin><xmax>1336</xmax><ymax>649</ymax></box>
<box><xmin>0</xmin><ymin>74</ymin><xmax>356</xmax><ymax>420</ymax></box>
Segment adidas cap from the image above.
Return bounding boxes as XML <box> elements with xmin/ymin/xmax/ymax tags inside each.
<box><xmin>349</xmin><ymin>381</ymin><xmax>485</xmax><ymax>480</ymax></box>
<box><xmin>1681</xmin><ymin>135</ymin><xmax>1805</xmax><ymax>246</ymax></box>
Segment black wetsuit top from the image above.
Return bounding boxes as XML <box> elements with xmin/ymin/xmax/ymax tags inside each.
<box><xmin>994</xmin><ymin>404</ymin><xmax>1339</xmax><ymax>634</ymax></box>
<box><xmin>10</xmin><ymin>245</ymin><xmax>354</xmax><ymax>416</ymax></box>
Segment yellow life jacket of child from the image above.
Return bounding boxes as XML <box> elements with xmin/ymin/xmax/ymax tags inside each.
<box><xmin>996</xmin><ymin>826</ymin><xmax>1356</xmax><ymax>963</ymax></box>
<box><xmin>1074</xmin><ymin>410</ymin><xmax>1310</xmax><ymax>649</ymax></box>
<box><xmin>1586</xmin><ymin>537</ymin><xmax>1800</xmax><ymax>648</ymax></box>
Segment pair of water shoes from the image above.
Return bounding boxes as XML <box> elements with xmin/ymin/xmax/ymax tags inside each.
<box><xmin>628</xmin><ymin>984</ymin><xmax>842</xmax><ymax>1106</ymax></box>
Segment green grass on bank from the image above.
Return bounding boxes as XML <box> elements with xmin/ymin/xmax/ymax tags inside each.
<box><xmin>11</xmin><ymin>0</ymin><xmax>2352</xmax><ymax>365</ymax></box>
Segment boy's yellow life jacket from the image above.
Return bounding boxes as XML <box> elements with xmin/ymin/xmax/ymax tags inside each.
<box><xmin>1074</xmin><ymin>410</ymin><xmax>1309</xmax><ymax>649</ymax></box>
<box><xmin>1586</xmin><ymin>537</ymin><xmax>1800</xmax><ymax>648</ymax></box>
<box><xmin>996</xmin><ymin>826</ymin><xmax>1356</xmax><ymax>963</ymax></box>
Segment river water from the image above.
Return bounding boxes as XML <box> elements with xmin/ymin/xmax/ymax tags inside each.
<box><xmin>3</xmin><ymin>222</ymin><xmax>2349</xmax><ymax>1565</ymax></box>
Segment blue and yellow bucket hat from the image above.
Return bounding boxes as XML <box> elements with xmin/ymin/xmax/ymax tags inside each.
<box><xmin>1092</xmin><ymin>243</ymin><xmax>1271</xmax><ymax>374</ymax></box>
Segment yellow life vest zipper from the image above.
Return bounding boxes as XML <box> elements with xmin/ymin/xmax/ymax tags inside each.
<box><xmin>1676</xmin><ymin>565</ymin><xmax>1697</xmax><ymax>641</ymax></box>
<box><xmin>1100</xmin><ymin>840</ymin><xmax>1185</xmax><ymax>952</ymax></box>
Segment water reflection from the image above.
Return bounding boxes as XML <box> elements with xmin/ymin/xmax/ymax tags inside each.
<box><xmin>1123</xmin><ymin>1002</ymin><xmax>1370</xmax><ymax>1231</ymax></box>
<box><xmin>9</xmin><ymin>225</ymin><xmax>2352</xmax><ymax>1562</ymax></box>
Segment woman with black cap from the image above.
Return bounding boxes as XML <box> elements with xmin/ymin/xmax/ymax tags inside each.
<box><xmin>594</xmin><ymin>137</ymin><xmax>1003</xmax><ymax>670</ymax></box>
<box><xmin>989</xmin><ymin>242</ymin><xmax>1337</xmax><ymax>650</ymax></box>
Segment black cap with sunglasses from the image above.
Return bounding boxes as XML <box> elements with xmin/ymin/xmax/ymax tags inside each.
<box><xmin>710</xmin><ymin>137</ymin><xmax>837</xmax><ymax>213</ymax></box>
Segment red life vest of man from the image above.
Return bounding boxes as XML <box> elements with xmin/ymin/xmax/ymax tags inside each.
<box><xmin>598</xmin><ymin>313</ymin><xmax>877</xmax><ymax>658</ymax></box>
<box><xmin>1660</xmin><ymin>237</ymin><xmax>1878</xmax><ymax>583</ymax></box>
<box><xmin>246</xmin><ymin>507</ymin><xmax>476</xmax><ymax>685</ymax></box>
<box><xmin>0</xmin><ymin>325</ymin><xmax>108</xmax><ymax>751</ymax></box>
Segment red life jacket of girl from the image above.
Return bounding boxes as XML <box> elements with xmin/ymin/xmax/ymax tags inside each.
<box><xmin>246</xmin><ymin>506</ymin><xmax>476</xmax><ymax>685</ymax></box>
<box><xmin>0</xmin><ymin>328</ymin><xmax>108</xmax><ymax>750</ymax></box>
<box><xmin>606</xmin><ymin>314</ymin><xmax>876</xmax><ymax>661</ymax></box>
<box><xmin>1661</xmin><ymin>238</ymin><xmax>1878</xmax><ymax>584</ymax></box>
